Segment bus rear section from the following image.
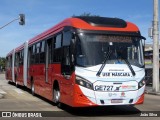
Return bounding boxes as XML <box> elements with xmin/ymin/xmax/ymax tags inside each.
<box><xmin>6</xmin><ymin>54</ymin><xmax>13</xmax><ymax>81</ymax></box>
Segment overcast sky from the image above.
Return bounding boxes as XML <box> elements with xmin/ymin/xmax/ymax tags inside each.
<box><xmin>0</xmin><ymin>0</ymin><xmax>159</xmax><ymax>57</ymax></box>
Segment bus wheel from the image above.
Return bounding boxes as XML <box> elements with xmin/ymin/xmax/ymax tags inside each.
<box><xmin>53</xmin><ymin>88</ymin><xmax>60</xmax><ymax>104</ymax></box>
<box><xmin>15</xmin><ymin>81</ymin><xmax>19</xmax><ymax>88</ymax></box>
<box><xmin>53</xmin><ymin>82</ymin><xmax>63</xmax><ymax>108</ymax></box>
<box><xmin>31</xmin><ymin>80</ymin><xmax>35</xmax><ymax>96</ymax></box>
<box><xmin>53</xmin><ymin>83</ymin><xmax>61</xmax><ymax>106</ymax></box>
<box><xmin>15</xmin><ymin>75</ymin><xmax>18</xmax><ymax>88</ymax></box>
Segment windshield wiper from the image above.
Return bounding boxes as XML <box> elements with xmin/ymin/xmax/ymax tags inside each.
<box><xmin>96</xmin><ymin>51</ymin><xmax>136</xmax><ymax>77</ymax></box>
<box><xmin>123</xmin><ymin>59</ymin><xmax>136</xmax><ymax>76</ymax></box>
<box><xmin>96</xmin><ymin>50</ymin><xmax>111</xmax><ymax>77</ymax></box>
<box><xmin>119</xmin><ymin>54</ymin><xmax>136</xmax><ymax>76</ymax></box>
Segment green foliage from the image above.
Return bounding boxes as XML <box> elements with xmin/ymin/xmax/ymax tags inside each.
<box><xmin>0</xmin><ymin>57</ymin><xmax>6</xmax><ymax>70</ymax></box>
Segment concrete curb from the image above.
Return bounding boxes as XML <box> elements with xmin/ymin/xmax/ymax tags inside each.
<box><xmin>145</xmin><ymin>90</ymin><xmax>160</xmax><ymax>96</ymax></box>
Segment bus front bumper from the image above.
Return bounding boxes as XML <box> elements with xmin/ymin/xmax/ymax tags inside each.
<box><xmin>73</xmin><ymin>85</ymin><xmax>145</xmax><ymax>107</ymax></box>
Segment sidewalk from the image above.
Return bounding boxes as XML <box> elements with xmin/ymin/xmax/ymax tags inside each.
<box><xmin>0</xmin><ymin>73</ymin><xmax>5</xmax><ymax>99</ymax></box>
<box><xmin>0</xmin><ymin>93</ymin><xmax>4</xmax><ymax>99</ymax></box>
<box><xmin>145</xmin><ymin>85</ymin><xmax>160</xmax><ymax>96</ymax></box>
<box><xmin>144</xmin><ymin>66</ymin><xmax>160</xmax><ymax>95</ymax></box>
<box><xmin>0</xmin><ymin>88</ymin><xmax>5</xmax><ymax>99</ymax></box>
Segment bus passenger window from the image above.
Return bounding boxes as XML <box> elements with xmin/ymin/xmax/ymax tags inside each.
<box><xmin>53</xmin><ymin>34</ymin><xmax>62</xmax><ymax>63</ymax></box>
<box><xmin>41</xmin><ymin>41</ymin><xmax>45</xmax><ymax>52</ymax></box>
<box><xmin>63</xmin><ymin>31</ymin><xmax>71</xmax><ymax>46</ymax></box>
<box><xmin>34</xmin><ymin>43</ymin><xmax>40</xmax><ymax>64</ymax></box>
<box><xmin>19</xmin><ymin>50</ymin><xmax>24</xmax><ymax>65</ymax></box>
<box><xmin>40</xmin><ymin>41</ymin><xmax>45</xmax><ymax>63</ymax></box>
<box><xmin>63</xmin><ymin>46</ymin><xmax>70</xmax><ymax>66</ymax></box>
<box><xmin>62</xmin><ymin>46</ymin><xmax>72</xmax><ymax>75</ymax></box>
<box><xmin>33</xmin><ymin>45</ymin><xmax>36</xmax><ymax>54</ymax></box>
<box><xmin>55</xmin><ymin>34</ymin><xmax>62</xmax><ymax>48</ymax></box>
<box><xmin>30</xmin><ymin>46</ymin><xmax>35</xmax><ymax>64</ymax></box>
<box><xmin>36</xmin><ymin>43</ymin><xmax>40</xmax><ymax>54</ymax></box>
<box><xmin>15</xmin><ymin>53</ymin><xmax>20</xmax><ymax>67</ymax></box>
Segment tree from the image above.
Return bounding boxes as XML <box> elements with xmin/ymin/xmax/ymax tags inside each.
<box><xmin>0</xmin><ymin>57</ymin><xmax>6</xmax><ymax>71</ymax></box>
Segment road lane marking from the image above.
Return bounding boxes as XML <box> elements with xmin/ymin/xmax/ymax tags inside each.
<box><xmin>14</xmin><ymin>89</ymin><xmax>24</xmax><ymax>94</ymax></box>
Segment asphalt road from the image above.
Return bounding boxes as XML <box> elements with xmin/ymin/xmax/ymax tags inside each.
<box><xmin>0</xmin><ymin>74</ymin><xmax>160</xmax><ymax>120</ymax></box>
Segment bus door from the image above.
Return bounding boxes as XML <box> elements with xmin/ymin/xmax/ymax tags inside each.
<box><xmin>14</xmin><ymin>52</ymin><xmax>19</xmax><ymax>82</ymax></box>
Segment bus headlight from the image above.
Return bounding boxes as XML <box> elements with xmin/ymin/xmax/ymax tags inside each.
<box><xmin>76</xmin><ymin>76</ymin><xmax>93</xmax><ymax>90</ymax></box>
<box><xmin>138</xmin><ymin>79</ymin><xmax>145</xmax><ymax>89</ymax></box>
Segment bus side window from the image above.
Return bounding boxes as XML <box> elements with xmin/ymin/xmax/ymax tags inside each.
<box><xmin>61</xmin><ymin>31</ymin><xmax>73</xmax><ymax>75</ymax></box>
<box><xmin>6</xmin><ymin>57</ymin><xmax>10</xmax><ymax>68</ymax></box>
<box><xmin>30</xmin><ymin>46</ymin><xmax>35</xmax><ymax>64</ymax></box>
<box><xmin>40</xmin><ymin>41</ymin><xmax>45</xmax><ymax>63</ymax></box>
<box><xmin>35</xmin><ymin>43</ymin><xmax>40</xmax><ymax>64</ymax></box>
<box><xmin>63</xmin><ymin>31</ymin><xmax>71</xmax><ymax>46</ymax></box>
<box><xmin>15</xmin><ymin>53</ymin><xmax>17</xmax><ymax>67</ymax></box>
<box><xmin>55</xmin><ymin>34</ymin><xmax>62</xmax><ymax>49</ymax></box>
<box><xmin>15</xmin><ymin>52</ymin><xmax>20</xmax><ymax>67</ymax></box>
<box><xmin>53</xmin><ymin>33</ymin><xmax>62</xmax><ymax>62</ymax></box>
<box><xmin>19</xmin><ymin>50</ymin><xmax>24</xmax><ymax>65</ymax></box>
<box><xmin>28</xmin><ymin>47</ymin><xmax>32</xmax><ymax>66</ymax></box>
<box><xmin>8</xmin><ymin>56</ymin><xmax>12</xmax><ymax>68</ymax></box>
<box><xmin>10</xmin><ymin>56</ymin><xmax>12</xmax><ymax>67</ymax></box>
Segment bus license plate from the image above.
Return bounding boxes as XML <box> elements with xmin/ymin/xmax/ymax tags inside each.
<box><xmin>95</xmin><ymin>85</ymin><xmax>114</xmax><ymax>91</ymax></box>
<box><xmin>111</xmin><ymin>99</ymin><xmax>123</xmax><ymax>103</ymax></box>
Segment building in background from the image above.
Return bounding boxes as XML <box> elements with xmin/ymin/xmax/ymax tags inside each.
<box><xmin>144</xmin><ymin>44</ymin><xmax>160</xmax><ymax>85</ymax></box>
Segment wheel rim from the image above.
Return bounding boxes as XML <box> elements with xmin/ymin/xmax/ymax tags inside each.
<box><xmin>15</xmin><ymin>81</ymin><xmax>18</xmax><ymax>86</ymax></box>
<box><xmin>54</xmin><ymin>89</ymin><xmax>60</xmax><ymax>103</ymax></box>
<box><xmin>31</xmin><ymin>82</ymin><xmax>34</xmax><ymax>93</ymax></box>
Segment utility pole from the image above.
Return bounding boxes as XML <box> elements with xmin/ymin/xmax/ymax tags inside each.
<box><xmin>152</xmin><ymin>0</ymin><xmax>159</xmax><ymax>92</ymax></box>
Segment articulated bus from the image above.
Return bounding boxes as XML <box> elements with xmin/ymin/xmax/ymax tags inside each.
<box><xmin>6</xmin><ymin>16</ymin><xmax>146</xmax><ymax>107</ymax></box>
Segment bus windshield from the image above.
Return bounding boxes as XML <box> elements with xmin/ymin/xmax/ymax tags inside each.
<box><xmin>76</xmin><ymin>33</ymin><xmax>144</xmax><ymax>68</ymax></box>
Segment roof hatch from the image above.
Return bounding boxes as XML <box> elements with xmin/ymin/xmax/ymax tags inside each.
<box><xmin>73</xmin><ymin>16</ymin><xmax>127</xmax><ymax>28</ymax></box>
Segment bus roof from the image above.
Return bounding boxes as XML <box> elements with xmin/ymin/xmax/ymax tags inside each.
<box><xmin>6</xmin><ymin>43</ymin><xmax>24</xmax><ymax>57</ymax></box>
<box><xmin>7</xmin><ymin>16</ymin><xmax>140</xmax><ymax>57</ymax></box>
<box><xmin>6</xmin><ymin>49</ymin><xmax>14</xmax><ymax>57</ymax></box>
<box><xmin>28</xmin><ymin>16</ymin><xmax>139</xmax><ymax>45</ymax></box>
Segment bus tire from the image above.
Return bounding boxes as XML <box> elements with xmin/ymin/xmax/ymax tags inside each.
<box><xmin>15</xmin><ymin>75</ymin><xmax>19</xmax><ymax>88</ymax></box>
<box><xmin>15</xmin><ymin>81</ymin><xmax>19</xmax><ymax>88</ymax></box>
<box><xmin>53</xmin><ymin>82</ymin><xmax>61</xmax><ymax>106</ymax></box>
<box><xmin>31</xmin><ymin>80</ymin><xmax>35</xmax><ymax>96</ymax></box>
